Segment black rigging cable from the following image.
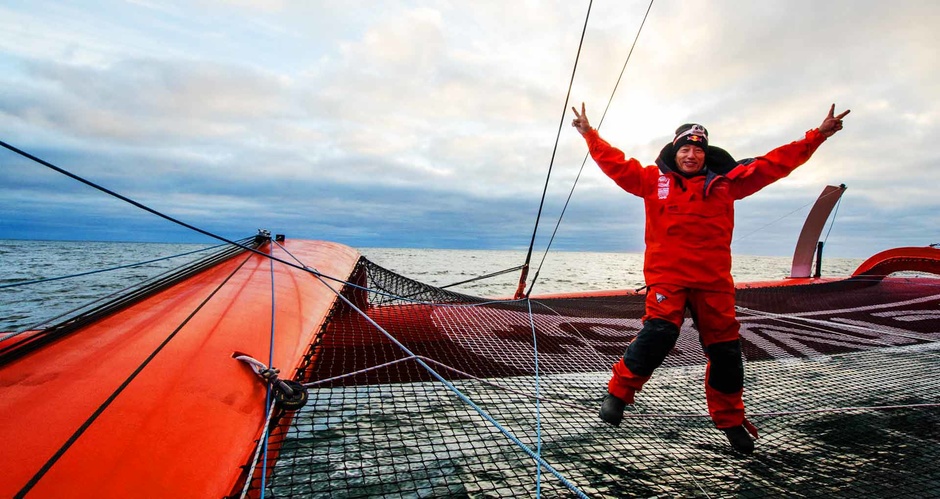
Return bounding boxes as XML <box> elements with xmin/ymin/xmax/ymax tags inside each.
<box><xmin>527</xmin><ymin>0</ymin><xmax>655</xmax><ymax>297</ymax></box>
<box><xmin>0</xmin><ymin>139</ymin><xmax>255</xmax><ymax>252</ymax></box>
<box><xmin>0</xmin><ymin>242</ymin><xmax>228</xmax><ymax>290</ymax></box>
<box><xmin>0</xmin><ymin>139</ymin><xmax>351</xmax><ymax>284</ymax></box>
<box><xmin>513</xmin><ymin>0</ymin><xmax>594</xmax><ymax>299</ymax></box>
<box><xmin>439</xmin><ymin>264</ymin><xmax>524</xmax><ymax>291</ymax></box>
<box><xmin>5</xmin><ymin>237</ymin><xmax>254</xmax><ymax>336</ymax></box>
<box><xmin>13</xmin><ymin>251</ymin><xmax>257</xmax><ymax>499</ymax></box>
<box><xmin>731</xmin><ymin>186</ymin><xmax>845</xmax><ymax>244</ymax></box>
<box><xmin>822</xmin><ymin>194</ymin><xmax>843</xmax><ymax>246</ymax></box>
<box><xmin>0</xmin><ymin>236</ymin><xmax>259</xmax><ymax>366</ymax></box>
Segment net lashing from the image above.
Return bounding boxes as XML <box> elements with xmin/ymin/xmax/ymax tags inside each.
<box><xmin>237</xmin><ymin>258</ymin><xmax>940</xmax><ymax>498</ymax></box>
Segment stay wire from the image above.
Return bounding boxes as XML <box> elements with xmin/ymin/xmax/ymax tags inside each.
<box><xmin>731</xmin><ymin>186</ymin><xmax>844</xmax><ymax>244</ymax></box>
<box><xmin>822</xmin><ymin>194</ymin><xmax>843</xmax><ymax>247</ymax></box>
<box><xmin>517</xmin><ymin>0</ymin><xmax>593</xmax><ymax>294</ymax></box>
<box><xmin>439</xmin><ymin>264</ymin><xmax>524</xmax><ymax>290</ymax></box>
<box><xmin>0</xmin><ymin>139</ymin><xmax>263</xmax><ymax>255</ymax></box>
<box><xmin>14</xmin><ymin>251</ymin><xmax>256</xmax><ymax>499</ymax></box>
<box><xmin>0</xmin><ymin>242</ymin><xmax>229</xmax><ymax>290</ymax></box>
<box><xmin>0</xmin><ymin>237</ymin><xmax>254</xmax><ymax>343</ymax></box>
<box><xmin>526</xmin><ymin>0</ymin><xmax>655</xmax><ymax>296</ymax></box>
<box><xmin>270</xmin><ymin>241</ymin><xmax>587</xmax><ymax>496</ymax></box>
<box><xmin>298</xmin><ymin>254</ymin><xmax>590</xmax><ymax>497</ymax></box>
<box><xmin>0</xmin><ymin>237</ymin><xmax>257</xmax><ymax>363</ymax></box>
<box><xmin>0</xmin><ymin>138</ymin><xmax>352</xmax><ymax>286</ymax></box>
<box><xmin>3</xmin><ymin>138</ymin><xmax>578</xmax><ymax>494</ymax></box>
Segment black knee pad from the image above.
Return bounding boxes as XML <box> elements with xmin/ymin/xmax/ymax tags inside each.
<box><xmin>623</xmin><ymin>318</ymin><xmax>680</xmax><ymax>377</ymax></box>
<box><xmin>705</xmin><ymin>339</ymin><xmax>744</xmax><ymax>393</ymax></box>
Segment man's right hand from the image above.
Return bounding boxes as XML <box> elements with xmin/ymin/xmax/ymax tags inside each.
<box><xmin>571</xmin><ymin>102</ymin><xmax>592</xmax><ymax>135</ymax></box>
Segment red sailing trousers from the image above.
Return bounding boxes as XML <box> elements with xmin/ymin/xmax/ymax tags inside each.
<box><xmin>607</xmin><ymin>284</ymin><xmax>745</xmax><ymax>428</ymax></box>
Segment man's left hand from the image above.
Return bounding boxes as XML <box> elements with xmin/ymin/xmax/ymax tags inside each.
<box><xmin>819</xmin><ymin>104</ymin><xmax>850</xmax><ymax>137</ymax></box>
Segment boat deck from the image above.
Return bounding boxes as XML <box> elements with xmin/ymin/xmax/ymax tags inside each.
<box><xmin>246</xmin><ymin>260</ymin><xmax>940</xmax><ymax>497</ymax></box>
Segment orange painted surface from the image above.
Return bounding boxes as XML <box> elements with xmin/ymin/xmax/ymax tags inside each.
<box><xmin>851</xmin><ymin>246</ymin><xmax>940</xmax><ymax>278</ymax></box>
<box><xmin>0</xmin><ymin>240</ymin><xmax>360</xmax><ymax>498</ymax></box>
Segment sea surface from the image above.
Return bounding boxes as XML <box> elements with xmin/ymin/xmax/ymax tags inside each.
<box><xmin>4</xmin><ymin>240</ymin><xmax>935</xmax><ymax>497</ymax></box>
<box><xmin>0</xmin><ymin>239</ymin><xmax>865</xmax><ymax>332</ymax></box>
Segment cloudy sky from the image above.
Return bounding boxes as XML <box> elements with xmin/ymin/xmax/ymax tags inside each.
<box><xmin>0</xmin><ymin>0</ymin><xmax>937</xmax><ymax>257</ymax></box>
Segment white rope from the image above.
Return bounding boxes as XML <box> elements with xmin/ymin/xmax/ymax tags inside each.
<box><xmin>750</xmin><ymin>402</ymin><xmax>940</xmax><ymax>418</ymax></box>
<box><xmin>529</xmin><ymin>299</ymin><xmax>614</xmax><ymax>371</ymax></box>
<box><xmin>736</xmin><ymin>306</ymin><xmax>939</xmax><ymax>344</ymax></box>
<box><xmin>301</xmin><ymin>269</ymin><xmax>590</xmax><ymax>497</ymax></box>
<box><xmin>303</xmin><ymin>356</ymin><xmax>417</xmax><ymax>387</ymax></box>
<box><xmin>268</xmin><ymin>240</ymin><xmax>939</xmax><ymax>496</ymax></box>
<box><xmin>732</xmin><ymin>186</ymin><xmax>844</xmax><ymax>244</ymax></box>
<box><xmin>235</xmin><ymin>354</ymin><xmax>270</xmax><ymax>375</ymax></box>
<box><xmin>272</xmin><ymin>236</ymin><xmax>528</xmax><ymax>310</ymax></box>
<box><xmin>629</xmin><ymin>401</ymin><xmax>713</xmax><ymax>498</ymax></box>
<box><xmin>239</xmin><ymin>404</ymin><xmax>278</xmax><ymax>499</ymax></box>
<box><xmin>527</xmin><ymin>294</ymin><xmax>720</xmax><ymax>497</ymax></box>
<box><xmin>301</xmin><ymin>354</ymin><xmax>940</xmax><ymax>419</ymax></box>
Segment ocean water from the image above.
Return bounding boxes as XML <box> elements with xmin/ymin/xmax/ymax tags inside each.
<box><xmin>4</xmin><ymin>240</ymin><xmax>935</xmax><ymax>496</ymax></box>
<box><xmin>0</xmin><ymin>239</ymin><xmax>865</xmax><ymax>331</ymax></box>
<box><xmin>359</xmin><ymin>247</ymin><xmax>866</xmax><ymax>296</ymax></box>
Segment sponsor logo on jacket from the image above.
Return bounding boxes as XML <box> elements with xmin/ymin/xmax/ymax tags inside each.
<box><xmin>657</xmin><ymin>175</ymin><xmax>670</xmax><ymax>199</ymax></box>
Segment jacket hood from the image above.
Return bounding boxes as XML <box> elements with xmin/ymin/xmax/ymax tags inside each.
<box><xmin>655</xmin><ymin>142</ymin><xmax>740</xmax><ymax>177</ymax></box>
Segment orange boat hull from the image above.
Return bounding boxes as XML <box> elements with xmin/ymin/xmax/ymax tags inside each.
<box><xmin>0</xmin><ymin>239</ymin><xmax>360</xmax><ymax>498</ymax></box>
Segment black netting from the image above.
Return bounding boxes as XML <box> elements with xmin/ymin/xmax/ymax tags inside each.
<box><xmin>236</xmin><ymin>259</ymin><xmax>940</xmax><ymax>498</ymax></box>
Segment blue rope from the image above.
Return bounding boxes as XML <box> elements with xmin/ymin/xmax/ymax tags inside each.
<box><xmin>273</xmin><ymin>242</ymin><xmax>586</xmax><ymax>494</ymax></box>
<box><xmin>0</xmin><ymin>243</ymin><xmax>227</xmax><ymax>290</ymax></box>
<box><xmin>312</xmin><ymin>273</ymin><xmax>590</xmax><ymax>498</ymax></box>
<box><xmin>526</xmin><ymin>298</ymin><xmax>544</xmax><ymax>495</ymax></box>
<box><xmin>260</xmin><ymin>245</ymin><xmax>277</xmax><ymax>498</ymax></box>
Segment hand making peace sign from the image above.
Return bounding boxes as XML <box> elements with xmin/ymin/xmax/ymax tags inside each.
<box><xmin>818</xmin><ymin>104</ymin><xmax>850</xmax><ymax>137</ymax></box>
<box><xmin>571</xmin><ymin>102</ymin><xmax>592</xmax><ymax>136</ymax></box>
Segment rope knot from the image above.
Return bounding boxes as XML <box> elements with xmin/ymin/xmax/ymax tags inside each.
<box><xmin>258</xmin><ymin>367</ymin><xmax>280</xmax><ymax>382</ymax></box>
<box><xmin>235</xmin><ymin>354</ymin><xmax>308</xmax><ymax>410</ymax></box>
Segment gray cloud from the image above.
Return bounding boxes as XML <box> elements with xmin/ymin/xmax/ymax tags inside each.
<box><xmin>0</xmin><ymin>0</ymin><xmax>938</xmax><ymax>258</ymax></box>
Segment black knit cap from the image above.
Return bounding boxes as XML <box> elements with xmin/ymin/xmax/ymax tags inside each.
<box><xmin>672</xmin><ymin>123</ymin><xmax>708</xmax><ymax>151</ymax></box>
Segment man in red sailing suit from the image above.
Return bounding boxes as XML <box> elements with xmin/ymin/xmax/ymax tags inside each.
<box><xmin>571</xmin><ymin>103</ymin><xmax>849</xmax><ymax>453</ymax></box>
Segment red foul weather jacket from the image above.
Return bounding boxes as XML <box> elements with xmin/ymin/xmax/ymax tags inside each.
<box><xmin>584</xmin><ymin>128</ymin><xmax>828</xmax><ymax>293</ymax></box>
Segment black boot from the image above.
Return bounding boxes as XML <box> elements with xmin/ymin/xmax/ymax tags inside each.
<box><xmin>722</xmin><ymin>425</ymin><xmax>755</xmax><ymax>454</ymax></box>
<box><xmin>599</xmin><ymin>394</ymin><xmax>627</xmax><ymax>427</ymax></box>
